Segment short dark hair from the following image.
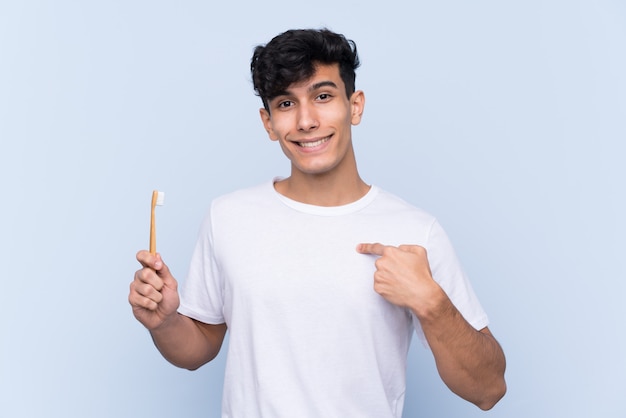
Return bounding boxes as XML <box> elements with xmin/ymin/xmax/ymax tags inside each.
<box><xmin>251</xmin><ymin>28</ymin><xmax>360</xmax><ymax>111</ymax></box>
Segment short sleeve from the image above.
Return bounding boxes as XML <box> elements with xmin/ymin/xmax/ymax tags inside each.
<box><xmin>413</xmin><ymin>219</ymin><xmax>489</xmax><ymax>346</ymax></box>
<box><xmin>178</xmin><ymin>204</ymin><xmax>226</xmax><ymax>325</ymax></box>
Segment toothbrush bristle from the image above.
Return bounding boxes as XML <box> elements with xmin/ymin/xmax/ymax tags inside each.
<box><xmin>156</xmin><ymin>191</ymin><xmax>165</xmax><ymax>206</ymax></box>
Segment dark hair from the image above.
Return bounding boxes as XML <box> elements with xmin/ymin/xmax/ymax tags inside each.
<box><xmin>251</xmin><ymin>28</ymin><xmax>360</xmax><ymax>111</ymax></box>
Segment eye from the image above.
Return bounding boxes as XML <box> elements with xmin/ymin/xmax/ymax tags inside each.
<box><xmin>317</xmin><ymin>93</ymin><xmax>332</xmax><ymax>101</ymax></box>
<box><xmin>277</xmin><ymin>100</ymin><xmax>294</xmax><ymax>109</ymax></box>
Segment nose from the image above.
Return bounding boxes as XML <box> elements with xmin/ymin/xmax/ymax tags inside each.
<box><xmin>296</xmin><ymin>103</ymin><xmax>319</xmax><ymax>132</ymax></box>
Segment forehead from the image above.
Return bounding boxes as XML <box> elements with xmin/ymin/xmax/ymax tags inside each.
<box><xmin>287</xmin><ymin>62</ymin><xmax>345</xmax><ymax>92</ymax></box>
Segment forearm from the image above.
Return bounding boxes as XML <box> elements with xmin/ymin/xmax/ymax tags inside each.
<box><xmin>416</xmin><ymin>290</ymin><xmax>506</xmax><ymax>410</ymax></box>
<box><xmin>150</xmin><ymin>313</ymin><xmax>225</xmax><ymax>370</ymax></box>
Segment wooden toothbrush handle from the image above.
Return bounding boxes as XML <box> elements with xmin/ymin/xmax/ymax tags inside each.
<box><xmin>149</xmin><ymin>190</ymin><xmax>157</xmax><ymax>254</ymax></box>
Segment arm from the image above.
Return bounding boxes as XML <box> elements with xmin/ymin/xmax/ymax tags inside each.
<box><xmin>417</xmin><ymin>290</ymin><xmax>506</xmax><ymax>410</ymax></box>
<box><xmin>357</xmin><ymin>243</ymin><xmax>506</xmax><ymax>410</ymax></box>
<box><xmin>129</xmin><ymin>251</ymin><xmax>227</xmax><ymax>370</ymax></box>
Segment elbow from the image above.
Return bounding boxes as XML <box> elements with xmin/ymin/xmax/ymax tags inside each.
<box><xmin>167</xmin><ymin>358</ymin><xmax>205</xmax><ymax>371</ymax></box>
<box><xmin>181</xmin><ymin>350</ymin><xmax>221</xmax><ymax>371</ymax></box>
<box><xmin>164</xmin><ymin>353</ymin><xmax>214</xmax><ymax>371</ymax></box>
<box><xmin>179</xmin><ymin>354</ymin><xmax>217</xmax><ymax>371</ymax></box>
<box><xmin>475</xmin><ymin>379</ymin><xmax>507</xmax><ymax>411</ymax></box>
<box><xmin>174</xmin><ymin>359</ymin><xmax>209</xmax><ymax>371</ymax></box>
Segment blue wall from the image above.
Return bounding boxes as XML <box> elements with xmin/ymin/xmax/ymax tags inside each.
<box><xmin>1</xmin><ymin>1</ymin><xmax>625</xmax><ymax>417</ymax></box>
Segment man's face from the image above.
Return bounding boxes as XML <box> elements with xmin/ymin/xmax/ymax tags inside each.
<box><xmin>260</xmin><ymin>63</ymin><xmax>365</xmax><ymax>178</ymax></box>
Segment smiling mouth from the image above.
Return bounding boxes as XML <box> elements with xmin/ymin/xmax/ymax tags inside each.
<box><xmin>297</xmin><ymin>136</ymin><xmax>331</xmax><ymax>148</ymax></box>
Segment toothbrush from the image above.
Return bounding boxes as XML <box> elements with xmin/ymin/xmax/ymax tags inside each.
<box><xmin>149</xmin><ymin>190</ymin><xmax>165</xmax><ymax>255</ymax></box>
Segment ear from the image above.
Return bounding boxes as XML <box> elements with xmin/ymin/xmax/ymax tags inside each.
<box><xmin>349</xmin><ymin>90</ymin><xmax>365</xmax><ymax>126</ymax></box>
<box><xmin>259</xmin><ymin>108</ymin><xmax>278</xmax><ymax>141</ymax></box>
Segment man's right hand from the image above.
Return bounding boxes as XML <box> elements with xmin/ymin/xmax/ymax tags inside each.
<box><xmin>129</xmin><ymin>251</ymin><xmax>180</xmax><ymax>331</ymax></box>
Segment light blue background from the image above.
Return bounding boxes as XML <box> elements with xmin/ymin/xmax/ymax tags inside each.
<box><xmin>1</xmin><ymin>1</ymin><xmax>625</xmax><ymax>417</ymax></box>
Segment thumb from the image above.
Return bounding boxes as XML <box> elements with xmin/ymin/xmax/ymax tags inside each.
<box><xmin>398</xmin><ymin>244</ymin><xmax>428</xmax><ymax>256</ymax></box>
<box><xmin>154</xmin><ymin>254</ymin><xmax>172</xmax><ymax>279</ymax></box>
<box><xmin>154</xmin><ymin>254</ymin><xmax>179</xmax><ymax>292</ymax></box>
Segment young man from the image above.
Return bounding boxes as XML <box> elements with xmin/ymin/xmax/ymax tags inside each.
<box><xmin>129</xmin><ymin>28</ymin><xmax>506</xmax><ymax>417</ymax></box>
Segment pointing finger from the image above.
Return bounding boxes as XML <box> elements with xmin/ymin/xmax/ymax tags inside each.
<box><xmin>356</xmin><ymin>242</ymin><xmax>387</xmax><ymax>255</ymax></box>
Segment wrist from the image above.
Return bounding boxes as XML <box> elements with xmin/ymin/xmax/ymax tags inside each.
<box><xmin>150</xmin><ymin>310</ymin><xmax>181</xmax><ymax>334</ymax></box>
<box><xmin>410</xmin><ymin>284</ymin><xmax>453</xmax><ymax>324</ymax></box>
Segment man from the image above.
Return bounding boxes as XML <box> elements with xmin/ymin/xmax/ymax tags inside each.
<box><xmin>129</xmin><ymin>28</ymin><xmax>506</xmax><ymax>417</ymax></box>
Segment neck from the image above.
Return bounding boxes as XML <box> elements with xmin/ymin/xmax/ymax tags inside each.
<box><xmin>275</xmin><ymin>169</ymin><xmax>370</xmax><ymax>207</ymax></box>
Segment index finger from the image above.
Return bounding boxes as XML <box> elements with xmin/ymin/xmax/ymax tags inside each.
<box><xmin>356</xmin><ymin>242</ymin><xmax>387</xmax><ymax>256</ymax></box>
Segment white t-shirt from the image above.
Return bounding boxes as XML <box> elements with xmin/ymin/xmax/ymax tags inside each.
<box><xmin>179</xmin><ymin>180</ymin><xmax>488</xmax><ymax>418</ymax></box>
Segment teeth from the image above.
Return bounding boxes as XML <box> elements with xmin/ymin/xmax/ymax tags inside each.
<box><xmin>299</xmin><ymin>137</ymin><xmax>329</xmax><ymax>148</ymax></box>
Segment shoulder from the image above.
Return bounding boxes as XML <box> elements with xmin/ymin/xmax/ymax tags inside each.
<box><xmin>372</xmin><ymin>187</ymin><xmax>437</xmax><ymax>226</ymax></box>
<box><xmin>211</xmin><ymin>180</ymin><xmax>276</xmax><ymax>213</ymax></box>
<box><xmin>195</xmin><ymin>181</ymin><xmax>275</xmax><ymax>234</ymax></box>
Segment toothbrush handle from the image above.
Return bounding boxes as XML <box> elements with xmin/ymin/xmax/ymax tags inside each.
<box><xmin>149</xmin><ymin>190</ymin><xmax>157</xmax><ymax>254</ymax></box>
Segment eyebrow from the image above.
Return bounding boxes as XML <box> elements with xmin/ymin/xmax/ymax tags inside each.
<box><xmin>307</xmin><ymin>80</ymin><xmax>339</xmax><ymax>92</ymax></box>
<box><xmin>274</xmin><ymin>80</ymin><xmax>339</xmax><ymax>99</ymax></box>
